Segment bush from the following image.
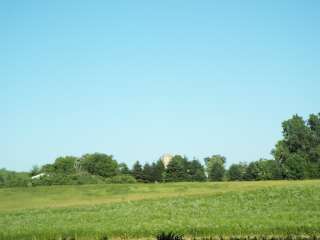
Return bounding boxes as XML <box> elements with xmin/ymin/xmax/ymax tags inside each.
<box><xmin>31</xmin><ymin>173</ymin><xmax>106</xmax><ymax>186</ymax></box>
<box><xmin>0</xmin><ymin>169</ymin><xmax>30</xmax><ymax>188</ymax></box>
<box><xmin>105</xmin><ymin>174</ymin><xmax>137</xmax><ymax>184</ymax></box>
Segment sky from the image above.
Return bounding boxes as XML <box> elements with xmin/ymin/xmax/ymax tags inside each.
<box><xmin>1</xmin><ymin>1</ymin><xmax>320</xmax><ymax>171</ymax></box>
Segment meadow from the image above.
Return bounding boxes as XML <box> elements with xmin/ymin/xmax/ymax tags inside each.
<box><xmin>0</xmin><ymin>180</ymin><xmax>319</xmax><ymax>240</ymax></box>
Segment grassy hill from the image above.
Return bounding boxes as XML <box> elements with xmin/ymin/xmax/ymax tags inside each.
<box><xmin>0</xmin><ymin>180</ymin><xmax>319</xmax><ymax>239</ymax></box>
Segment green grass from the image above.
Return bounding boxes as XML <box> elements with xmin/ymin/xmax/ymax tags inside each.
<box><xmin>0</xmin><ymin>180</ymin><xmax>319</xmax><ymax>239</ymax></box>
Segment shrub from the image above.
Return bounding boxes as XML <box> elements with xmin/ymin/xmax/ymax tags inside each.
<box><xmin>30</xmin><ymin>173</ymin><xmax>106</xmax><ymax>186</ymax></box>
<box><xmin>0</xmin><ymin>169</ymin><xmax>30</xmax><ymax>188</ymax></box>
<box><xmin>105</xmin><ymin>174</ymin><xmax>137</xmax><ymax>184</ymax></box>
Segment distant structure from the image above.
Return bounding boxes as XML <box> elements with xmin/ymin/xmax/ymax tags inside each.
<box><xmin>161</xmin><ymin>153</ymin><xmax>173</xmax><ymax>168</ymax></box>
<box><xmin>31</xmin><ymin>173</ymin><xmax>46</xmax><ymax>179</ymax></box>
<box><xmin>74</xmin><ymin>158</ymin><xmax>82</xmax><ymax>173</ymax></box>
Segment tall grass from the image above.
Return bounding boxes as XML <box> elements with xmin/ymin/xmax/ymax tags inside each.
<box><xmin>0</xmin><ymin>181</ymin><xmax>319</xmax><ymax>239</ymax></box>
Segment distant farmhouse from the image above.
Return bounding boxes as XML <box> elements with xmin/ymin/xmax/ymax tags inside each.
<box><xmin>31</xmin><ymin>173</ymin><xmax>47</xmax><ymax>179</ymax></box>
<box><xmin>161</xmin><ymin>153</ymin><xmax>173</xmax><ymax>168</ymax></box>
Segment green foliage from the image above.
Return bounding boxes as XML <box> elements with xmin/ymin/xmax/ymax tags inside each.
<box><xmin>188</xmin><ymin>159</ymin><xmax>206</xmax><ymax>181</ymax></box>
<box><xmin>30</xmin><ymin>165</ymin><xmax>40</xmax><ymax>177</ymax></box>
<box><xmin>132</xmin><ymin>161</ymin><xmax>144</xmax><ymax>182</ymax></box>
<box><xmin>245</xmin><ymin>159</ymin><xmax>282</xmax><ymax>180</ymax></box>
<box><xmin>138</xmin><ymin>160</ymin><xmax>165</xmax><ymax>183</ymax></box>
<box><xmin>205</xmin><ymin>155</ymin><xmax>226</xmax><ymax>181</ymax></box>
<box><xmin>208</xmin><ymin>163</ymin><xmax>225</xmax><ymax>181</ymax></box>
<box><xmin>0</xmin><ymin>169</ymin><xmax>30</xmax><ymax>187</ymax></box>
<box><xmin>3</xmin><ymin>112</ymin><xmax>320</xmax><ymax>192</ymax></box>
<box><xmin>272</xmin><ymin>113</ymin><xmax>320</xmax><ymax>179</ymax></box>
<box><xmin>81</xmin><ymin>153</ymin><xmax>118</xmax><ymax>178</ymax></box>
<box><xmin>282</xmin><ymin>114</ymin><xmax>311</xmax><ymax>153</ymax></box>
<box><xmin>228</xmin><ymin>163</ymin><xmax>247</xmax><ymax>181</ymax></box>
<box><xmin>152</xmin><ymin>160</ymin><xmax>165</xmax><ymax>182</ymax></box>
<box><xmin>164</xmin><ymin>155</ymin><xmax>189</xmax><ymax>182</ymax></box>
<box><xmin>164</xmin><ymin>156</ymin><xmax>206</xmax><ymax>182</ymax></box>
<box><xmin>40</xmin><ymin>156</ymin><xmax>78</xmax><ymax>175</ymax></box>
<box><xmin>53</xmin><ymin>156</ymin><xmax>78</xmax><ymax>175</ymax></box>
<box><xmin>31</xmin><ymin>173</ymin><xmax>106</xmax><ymax>186</ymax></box>
<box><xmin>282</xmin><ymin>154</ymin><xmax>306</xmax><ymax>180</ymax></box>
<box><xmin>142</xmin><ymin>163</ymin><xmax>155</xmax><ymax>182</ymax></box>
<box><xmin>4</xmin><ymin>112</ymin><xmax>320</xmax><ymax>189</ymax></box>
<box><xmin>105</xmin><ymin>174</ymin><xmax>137</xmax><ymax>184</ymax></box>
<box><xmin>305</xmin><ymin>161</ymin><xmax>320</xmax><ymax>179</ymax></box>
<box><xmin>41</xmin><ymin>163</ymin><xmax>56</xmax><ymax>174</ymax></box>
<box><xmin>118</xmin><ymin>163</ymin><xmax>131</xmax><ymax>175</ymax></box>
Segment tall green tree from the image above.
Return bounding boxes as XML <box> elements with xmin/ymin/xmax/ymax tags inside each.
<box><xmin>81</xmin><ymin>153</ymin><xmax>118</xmax><ymax>178</ymax></box>
<box><xmin>228</xmin><ymin>163</ymin><xmax>247</xmax><ymax>181</ymax></box>
<box><xmin>245</xmin><ymin>161</ymin><xmax>259</xmax><ymax>180</ymax></box>
<box><xmin>151</xmin><ymin>160</ymin><xmax>165</xmax><ymax>182</ymax></box>
<box><xmin>53</xmin><ymin>156</ymin><xmax>78</xmax><ymax>175</ymax></box>
<box><xmin>282</xmin><ymin>154</ymin><xmax>306</xmax><ymax>179</ymax></box>
<box><xmin>205</xmin><ymin>155</ymin><xmax>226</xmax><ymax>181</ymax></box>
<box><xmin>118</xmin><ymin>163</ymin><xmax>131</xmax><ymax>175</ymax></box>
<box><xmin>41</xmin><ymin>164</ymin><xmax>55</xmax><ymax>174</ymax></box>
<box><xmin>30</xmin><ymin>165</ymin><xmax>40</xmax><ymax>176</ymax></box>
<box><xmin>188</xmin><ymin>159</ymin><xmax>206</xmax><ymax>181</ymax></box>
<box><xmin>245</xmin><ymin>159</ymin><xmax>282</xmax><ymax>180</ymax></box>
<box><xmin>307</xmin><ymin>113</ymin><xmax>320</xmax><ymax>178</ymax></box>
<box><xmin>164</xmin><ymin>155</ymin><xmax>188</xmax><ymax>182</ymax></box>
<box><xmin>142</xmin><ymin>163</ymin><xmax>154</xmax><ymax>182</ymax></box>
<box><xmin>132</xmin><ymin>161</ymin><xmax>143</xmax><ymax>182</ymax></box>
<box><xmin>272</xmin><ymin>113</ymin><xmax>320</xmax><ymax>179</ymax></box>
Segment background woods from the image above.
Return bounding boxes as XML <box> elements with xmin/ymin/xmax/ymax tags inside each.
<box><xmin>1</xmin><ymin>113</ymin><xmax>320</xmax><ymax>187</ymax></box>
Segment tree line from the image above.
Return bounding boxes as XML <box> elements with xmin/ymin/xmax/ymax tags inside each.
<box><xmin>1</xmin><ymin>113</ymin><xmax>319</xmax><ymax>187</ymax></box>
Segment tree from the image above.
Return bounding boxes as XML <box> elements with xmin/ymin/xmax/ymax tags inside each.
<box><xmin>282</xmin><ymin>114</ymin><xmax>311</xmax><ymax>153</ymax></box>
<box><xmin>119</xmin><ymin>163</ymin><xmax>131</xmax><ymax>175</ymax></box>
<box><xmin>205</xmin><ymin>155</ymin><xmax>226</xmax><ymax>181</ymax></box>
<box><xmin>272</xmin><ymin>113</ymin><xmax>320</xmax><ymax>179</ymax></box>
<box><xmin>151</xmin><ymin>160</ymin><xmax>165</xmax><ymax>182</ymax></box>
<box><xmin>142</xmin><ymin>163</ymin><xmax>154</xmax><ymax>182</ymax></box>
<box><xmin>132</xmin><ymin>161</ymin><xmax>143</xmax><ymax>182</ymax></box>
<box><xmin>245</xmin><ymin>159</ymin><xmax>282</xmax><ymax>180</ymax></box>
<box><xmin>53</xmin><ymin>156</ymin><xmax>78</xmax><ymax>175</ymax></box>
<box><xmin>245</xmin><ymin>161</ymin><xmax>259</xmax><ymax>180</ymax></box>
<box><xmin>282</xmin><ymin>154</ymin><xmax>306</xmax><ymax>179</ymax></box>
<box><xmin>30</xmin><ymin>165</ymin><xmax>40</xmax><ymax>176</ymax></box>
<box><xmin>208</xmin><ymin>162</ymin><xmax>225</xmax><ymax>181</ymax></box>
<box><xmin>307</xmin><ymin>113</ymin><xmax>320</xmax><ymax>171</ymax></box>
<box><xmin>228</xmin><ymin>163</ymin><xmax>247</xmax><ymax>181</ymax></box>
<box><xmin>308</xmin><ymin>113</ymin><xmax>320</xmax><ymax>141</ymax></box>
<box><xmin>257</xmin><ymin>159</ymin><xmax>282</xmax><ymax>180</ymax></box>
<box><xmin>0</xmin><ymin>169</ymin><xmax>29</xmax><ymax>187</ymax></box>
<box><xmin>164</xmin><ymin>155</ymin><xmax>188</xmax><ymax>182</ymax></box>
<box><xmin>81</xmin><ymin>153</ymin><xmax>118</xmax><ymax>178</ymax></box>
<box><xmin>41</xmin><ymin>164</ymin><xmax>55</xmax><ymax>174</ymax></box>
<box><xmin>188</xmin><ymin>159</ymin><xmax>206</xmax><ymax>181</ymax></box>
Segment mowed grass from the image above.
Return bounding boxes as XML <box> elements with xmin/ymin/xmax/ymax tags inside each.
<box><xmin>0</xmin><ymin>180</ymin><xmax>319</xmax><ymax>239</ymax></box>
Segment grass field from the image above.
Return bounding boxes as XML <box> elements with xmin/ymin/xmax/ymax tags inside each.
<box><xmin>0</xmin><ymin>180</ymin><xmax>320</xmax><ymax>239</ymax></box>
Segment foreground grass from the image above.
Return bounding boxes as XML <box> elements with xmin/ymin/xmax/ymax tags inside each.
<box><xmin>0</xmin><ymin>180</ymin><xmax>319</xmax><ymax>239</ymax></box>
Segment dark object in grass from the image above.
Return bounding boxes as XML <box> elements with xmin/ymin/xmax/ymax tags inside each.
<box><xmin>156</xmin><ymin>232</ymin><xmax>184</xmax><ymax>240</ymax></box>
<box><xmin>60</xmin><ymin>236</ymin><xmax>75</xmax><ymax>240</ymax></box>
<box><xmin>100</xmin><ymin>235</ymin><xmax>109</xmax><ymax>240</ymax></box>
<box><xmin>199</xmin><ymin>236</ymin><xmax>320</xmax><ymax>240</ymax></box>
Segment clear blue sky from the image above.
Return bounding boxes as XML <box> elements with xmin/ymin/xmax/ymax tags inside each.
<box><xmin>1</xmin><ymin>1</ymin><xmax>319</xmax><ymax>171</ymax></box>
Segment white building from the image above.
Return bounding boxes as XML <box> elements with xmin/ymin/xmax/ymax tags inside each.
<box><xmin>161</xmin><ymin>153</ymin><xmax>173</xmax><ymax>168</ymax></box>
<box><xmin>31</xmin><ymin>173</ymin><xmax>47</xmax><ymax>179</ymax></box>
